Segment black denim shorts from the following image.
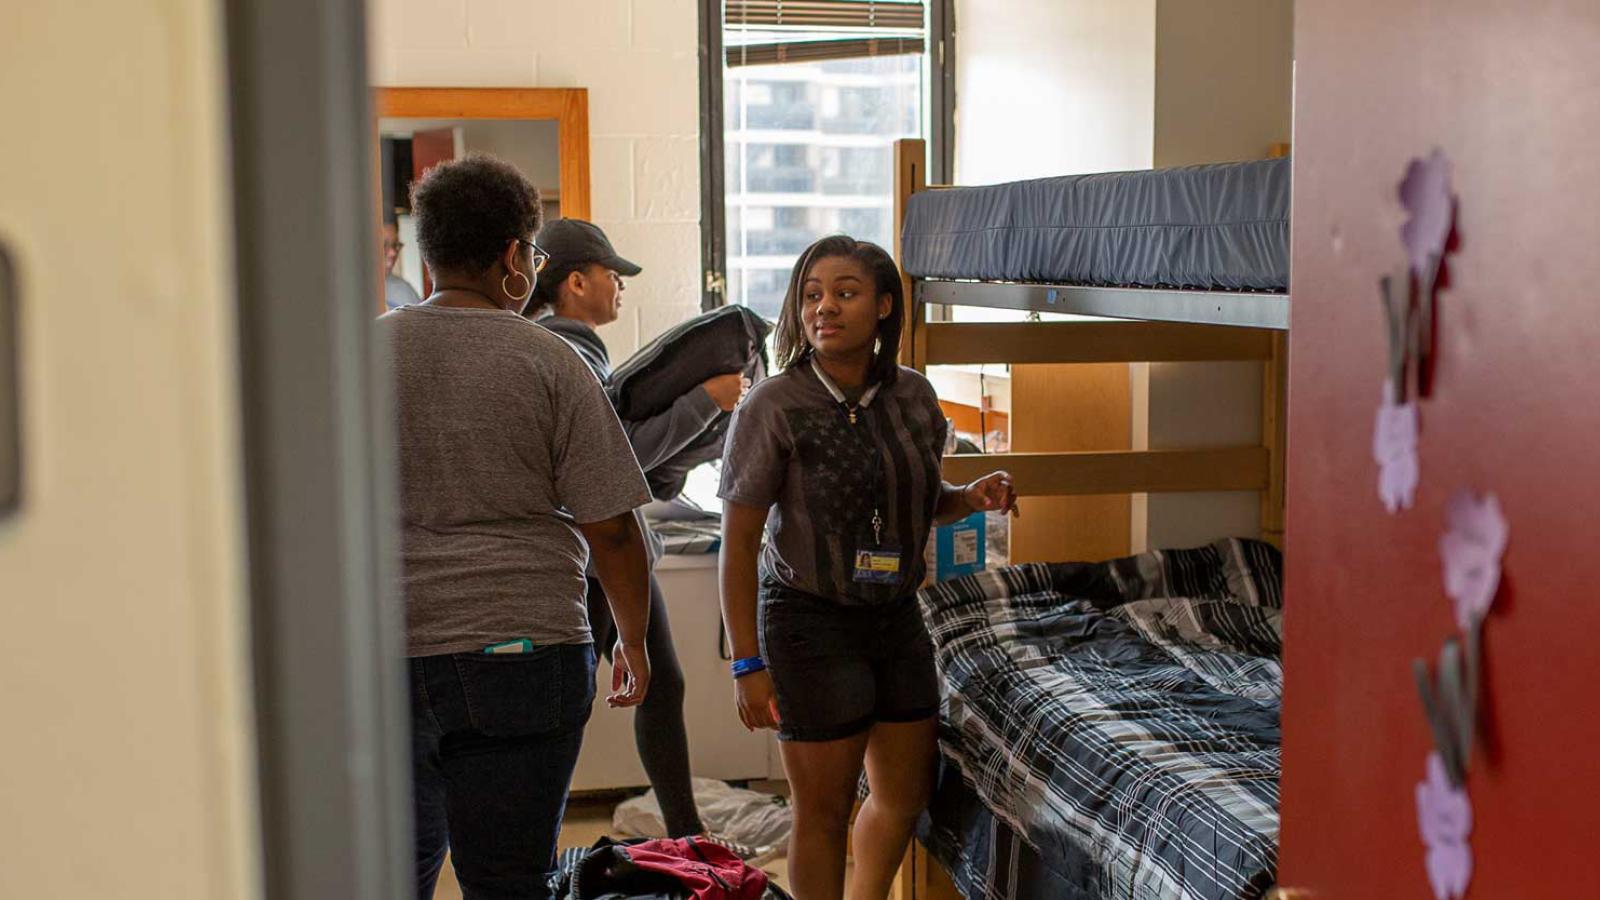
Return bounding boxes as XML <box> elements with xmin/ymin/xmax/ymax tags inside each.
<box><xmin>756</xmin><ymin>581</ymin><xmax>939</xmax><ymax>742</ymax></box>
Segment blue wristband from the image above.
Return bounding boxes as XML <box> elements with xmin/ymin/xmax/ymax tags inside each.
<box><xmin>730</xmin><ymin>656</ymin><xmax>766</xmax><ymax>678</ymax></box>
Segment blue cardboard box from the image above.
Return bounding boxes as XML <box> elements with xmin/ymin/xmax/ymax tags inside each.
<box><xmin>931</xmin><ymin>510</ymin><xmax>986</xmax><ymax>582</ymax></box>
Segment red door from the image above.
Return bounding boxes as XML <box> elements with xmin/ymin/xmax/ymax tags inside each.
<box><xmin>410</xmin><ymin>127</ymin><xmax>456</xmax><ymax>297</ymax></box>
<box><xmin>1278</xmin><ymin>1</ymin><xmax>1600</xmax><ymax>896</ymax></box>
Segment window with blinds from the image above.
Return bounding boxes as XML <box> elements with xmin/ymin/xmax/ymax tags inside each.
<box><xmin>716</xmin><ymin>0</ymin><xmax>930</xmax><ymax>317</ymax></box>
<box><xmin>725</xmin><ymin>0</ymin><xmax>926</xmax><ymax>67</ymax></box>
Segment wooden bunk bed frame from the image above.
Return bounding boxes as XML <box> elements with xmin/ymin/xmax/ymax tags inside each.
<box><xmin>884</xmin><ymin>137</ymin><xmax>1290</xmax><ymax>900</ymax></box>
<box><xmin>892</xmin><ymin>137</ymin><xmax>1288</xmax><ymax>548</ymax></box>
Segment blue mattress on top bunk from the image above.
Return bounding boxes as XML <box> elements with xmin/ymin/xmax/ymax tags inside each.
<box><xmin>900</xmin><ymin>157</ymin><xmax>1290</xmax><ymax>292</ymax></box>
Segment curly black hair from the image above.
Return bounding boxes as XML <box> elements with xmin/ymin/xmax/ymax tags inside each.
<box><xmin>410</xmin><ymin>153</ymin><xmax>542</xmax><ymax>276</ymax></box>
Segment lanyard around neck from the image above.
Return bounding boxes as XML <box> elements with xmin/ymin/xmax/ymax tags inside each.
<box><xmin>811</xmin><ymin>359</ymin><xmax>891</xmax><ymax>544</ymax></box>
<box><xmin>811</xmin><ymin>358</ymin><xmax>879</xmax><ymax>422</ymax></box>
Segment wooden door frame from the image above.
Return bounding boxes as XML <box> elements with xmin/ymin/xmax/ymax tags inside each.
<box><xmin>374</xmin><ymin>87</ymin><xmax>592</xmax><ymax>220</ymax></box>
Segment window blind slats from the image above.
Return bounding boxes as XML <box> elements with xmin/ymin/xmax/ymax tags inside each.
<box><xmin>725</xmin><ymin>36</ymin><xmax>924</xmax><ymax>67</ymax></box>
<box><xmin>725</xmin><ymin>0</ymin><xmax>925</xmax><ymax>32</ymax></box>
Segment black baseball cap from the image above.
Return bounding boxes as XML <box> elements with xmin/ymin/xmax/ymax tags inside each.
<box><xmin>535</xmin><ymin>218</ymin><xmax>642</xmax><ymax>277</ymax></box>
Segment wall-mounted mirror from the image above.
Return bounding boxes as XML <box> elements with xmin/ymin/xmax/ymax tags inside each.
<box><xmin>374</xmin><ymin>87</ymin><xmax>591</xmax><ymax>310</ymax></box>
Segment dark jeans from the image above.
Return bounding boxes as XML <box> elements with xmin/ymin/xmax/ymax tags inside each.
<box><xmin>411</xmin><ymin>643</ymin><xmax>597</xmax><ymax>900</ymax></box>
<box><xmin>585</xmin><ymin>573</ymin><xmax>705</xmax><ymax>837</ymax></box>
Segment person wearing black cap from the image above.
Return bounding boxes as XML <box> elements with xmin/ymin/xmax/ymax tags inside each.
<box><xmin>529</xmin><ymin>217</ymin><xmax>747</xmax><ymax>500</ymax></box>
<box><xmin>527</xmin><ymin>218</ymin><xmax>761</xmax><ymax>855</ymax></box>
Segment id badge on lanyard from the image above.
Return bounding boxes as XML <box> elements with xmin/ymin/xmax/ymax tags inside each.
<box><xmin>853</xmin><ymin>507</ymin><xmax>902</xmax><ymax>584</ymax></box>
<box><xmin>850</xmin><ymin>416</ymin><xmax>902</xmax><ymax>584</ymax></box>
<box><xmin>813</xmin><ymin>360</ymin><xmax>903</xmax><ymax>585</ymax></box>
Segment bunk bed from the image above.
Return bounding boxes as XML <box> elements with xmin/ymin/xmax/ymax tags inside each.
<box><xmin>886</xmin><ymin>139</ymin><xmax>1290</xmax><ymax>900</ymax></box>
<box><xmin>891</xmin><ymin>137</ymin><xmax>1288</xmax><ymax>548</ymax></box>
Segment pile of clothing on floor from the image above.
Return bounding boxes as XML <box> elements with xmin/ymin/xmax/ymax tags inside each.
<box><xmin>612</xmin><ymin>778</ymin><xmax>792</xmax><ymax>854</ymax></box>
<box><xmin>548</xmin><ymin>837</ymin><xmax>792</xmax><ymax>900</ymax></box>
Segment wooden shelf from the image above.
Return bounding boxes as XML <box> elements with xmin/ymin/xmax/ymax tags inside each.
<box><xmin>943</xmin><ymin>447</ymin><xmax>1269</xmax><ymax>496</ymax></box>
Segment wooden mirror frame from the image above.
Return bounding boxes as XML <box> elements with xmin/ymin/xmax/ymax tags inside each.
<box><xmin>374</xmin><ymin>87</ymin><xmax>591</xmax><ymax>220</ymax></box>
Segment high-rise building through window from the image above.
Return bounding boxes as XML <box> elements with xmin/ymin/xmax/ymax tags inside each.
<box><xmin>717</xmin><ymin>3</ymin><xmax>928</xmax><ymax>320</ymax></box>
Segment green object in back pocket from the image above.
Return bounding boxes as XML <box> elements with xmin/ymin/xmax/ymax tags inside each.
<box><xmin>482</xmin><ymin>638</ymin><xmax>534</xmax><ymax>654</ymax></box>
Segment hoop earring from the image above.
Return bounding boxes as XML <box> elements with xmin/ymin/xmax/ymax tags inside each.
<box><xmin>503</xmin><ymin>269</ymin><xmax>533</xmax><ymax>302</ymax></box>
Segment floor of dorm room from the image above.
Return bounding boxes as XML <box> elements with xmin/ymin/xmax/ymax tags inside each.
<box><xmin>431</xmin><ymin>784</ymin><xmax>802</xmax><ymax>898</ymax></box>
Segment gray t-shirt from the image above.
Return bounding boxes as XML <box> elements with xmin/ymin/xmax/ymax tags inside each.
<box><xmin>718</xmin><ymin>362</ymin><xmax>948</xmax><ymax>605</ymax></box>
<box><xmin>380</xmin><ymin>304</ymin><xmax>652</xmax><ymax>656</ymax></box>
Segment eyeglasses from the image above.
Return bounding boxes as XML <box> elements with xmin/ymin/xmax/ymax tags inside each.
<box><xmin>516</xmin><ymin>238</ymin><xmax>550</xmax><ymax>273</ymax></box>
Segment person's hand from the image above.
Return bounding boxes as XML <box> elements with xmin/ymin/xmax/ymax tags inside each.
<box><xmin>734</xmin><ymin>669</ymin><xmax>781</xmax><ymax>731</ymax></box>
<box><xmin>608</xmin><ymin>639</ymin><xmax>652</xmax><ymax>708</ymax></box>
<box><xmin>964</xmin><ymin>470</ymin><xmax>1020</xmax><ymax>518</ymax></box>
<box><xmin>702</xmin><ymin>373</ymin><xmax>748</xmax><ymax>412</ymax></box>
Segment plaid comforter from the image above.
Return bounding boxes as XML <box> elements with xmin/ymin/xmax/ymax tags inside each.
<box><xmin>918</xmin><ymin>539</ymin><xmax>1282</xmax><ymax>900</ymax></box>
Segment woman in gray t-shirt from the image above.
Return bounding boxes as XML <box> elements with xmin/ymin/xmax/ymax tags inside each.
<box><xmin>717</xmin><ymin>236</ymin><xmax>1017</xmax><ymax>900</ymax></box>
<box><xmin>381</xmin><ymin>154</ymin><xmax>655</xmax><ymax>900</ymax></box>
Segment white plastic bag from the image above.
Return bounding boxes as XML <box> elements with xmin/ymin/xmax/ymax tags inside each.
<box><xmin>613</xmin><ymin>777</ymin><xmax>792</xmax><ymax>848</ymax></box>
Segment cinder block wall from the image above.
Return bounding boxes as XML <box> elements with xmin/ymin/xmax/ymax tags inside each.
<box><xmin>370</xmin><ymin>0</ymin><xmax>705</xmax><ymax>355</ymax></box>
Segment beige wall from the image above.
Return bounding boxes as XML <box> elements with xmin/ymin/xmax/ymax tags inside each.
<box><xmin>955</xmin><ymin>0</ymin><xmax>1156</xmax><ymax>184</ymax></box>
<box><xmin>1135</xmin><ymin>361</ymin><xmax>1265</xmax><ymax>549</ymax></box>
<box><xmin>369</xmin><ymin>0</ymin><xmax>704</xmax><ymax>356</ymax></box>
<box><xmin>1139</xmin><ymin>0</ymin><xmax>1293</xmax><ymax>551</ymax></box>
<box><xmin>0</xmin><ymin>4</ymin><xmax>260</xmax><ymax>900</ymax></box>
<box><xmin>1154</xmin><ymin>0</ymin><xmax>1293</xmax><ymax>168</ymax></box>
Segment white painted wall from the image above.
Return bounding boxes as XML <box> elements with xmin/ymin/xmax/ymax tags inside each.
<box><xmin>1140</xmin><ymin>0</ymin><xmax>1293</xmax><ymax>551</ymax></box>
<box><xmin>369</xmin><ymin>0</ymin><xmax>704</xmax><ymax>355</ymax></box>
<box><xmin>954</xmin><ymin>0</ymin><xmax>1156</xmax><ymax>184</ymax></box>
<box><xmin>0</xmin><ymin>4</ymin><xmax>261</xmax><ymax>899</ymax></box>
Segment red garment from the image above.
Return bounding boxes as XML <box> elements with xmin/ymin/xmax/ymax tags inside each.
<box><xmin>621</xmin><ymin>838</ymin><xmax>769</xmax><ymax>900</ymax></box>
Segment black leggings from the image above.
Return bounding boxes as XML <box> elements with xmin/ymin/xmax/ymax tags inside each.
<box><xmin>585</xmin><ymin>573</ymin><xmax>705</xmax><ymax>837</ymax></box>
